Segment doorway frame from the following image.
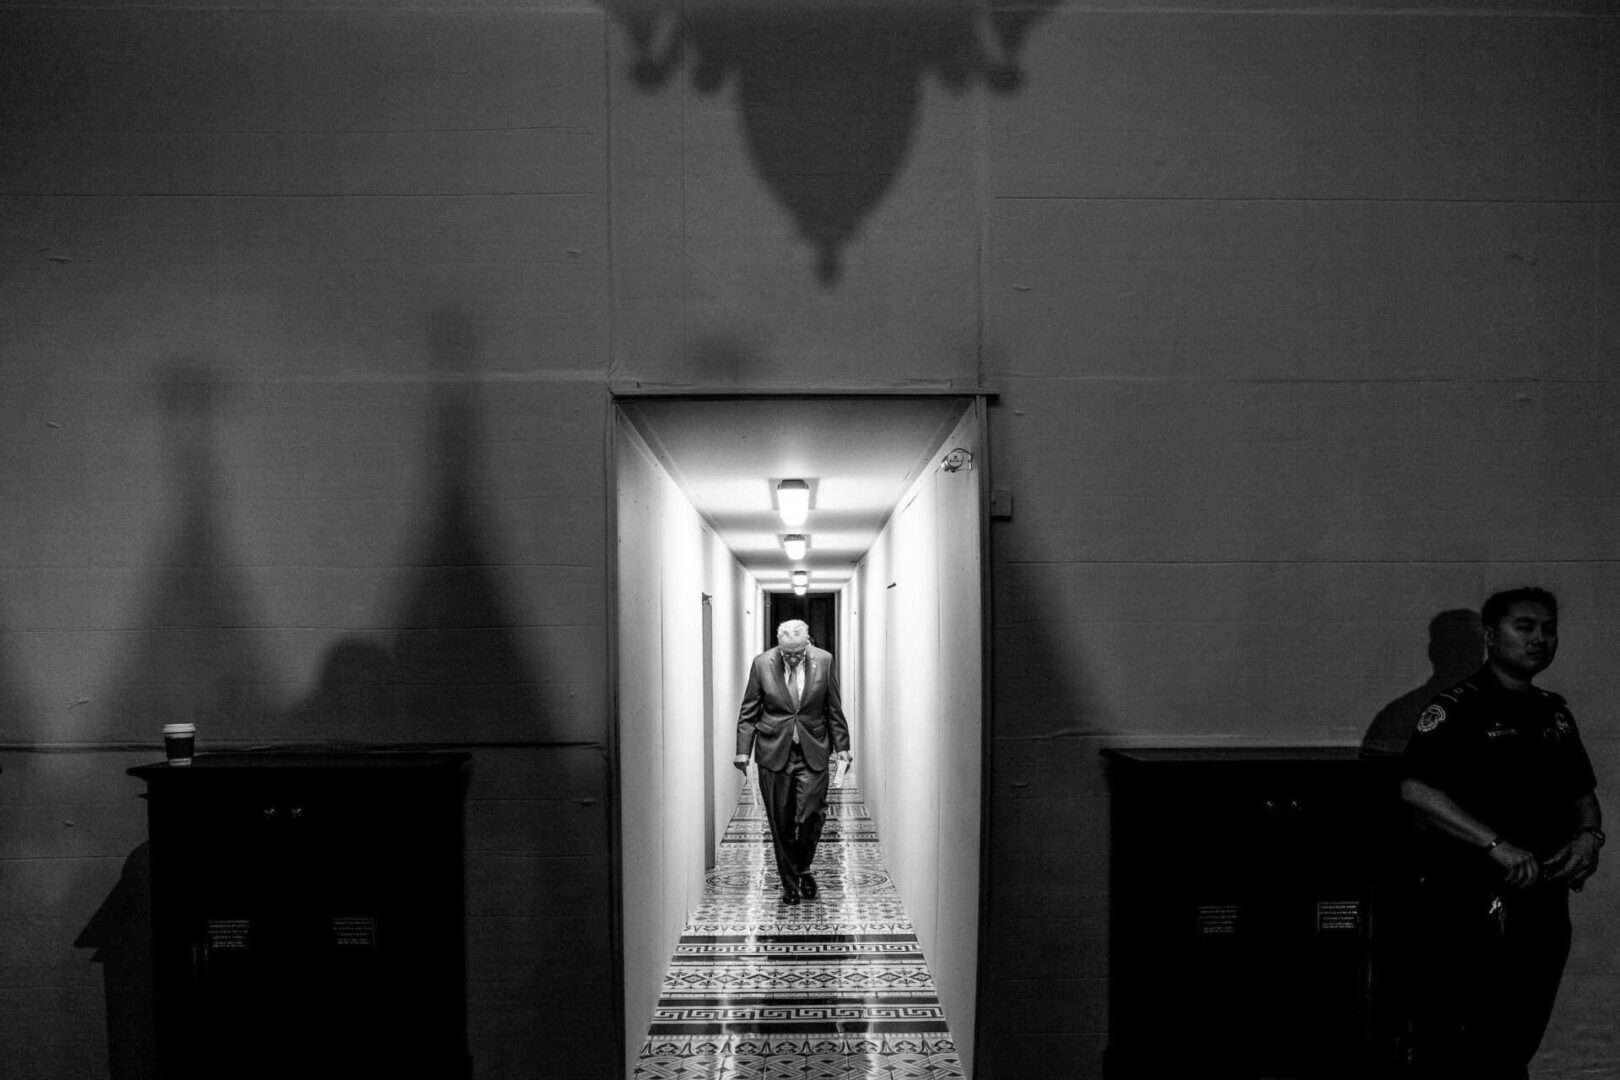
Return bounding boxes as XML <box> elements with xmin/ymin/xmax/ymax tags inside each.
<box><xmin>605</xmin><ymin>388</ymin><xmax>997</xmax><ymax>1078</ymax></box>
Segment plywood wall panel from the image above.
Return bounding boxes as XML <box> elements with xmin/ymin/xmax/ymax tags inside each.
<box><xmin>986</xmin><ymin>198</ymin><xmax>1597</xmax><ymax>381</ymax></box>
<box><xmin>989</xmin><ymin>378</ymin><xmax>1620</xmax><ymax>561</ymax></box>
<box><xmin>992</xmin><ymin>12</ymin><xmax>1604</xmax><ymax>202</ymax></box>
<box><xmin>1601</xmin><ymin>204</ymin><xmax>1620</xmax><ymax>370</ymax></box>
<box><xmin>0</xmin><ymin>129</ymin><xmax>603</xmax><ymax>198</ymax></box>
<box><xmin>608</xmin><ymin>47</ymin><xmax>981</xmax><ymax>383</ymax></box>
<box><xmin>0</xmin><ymin>10</ymin><xmax>605</xmax><ymax>136</ymax></box>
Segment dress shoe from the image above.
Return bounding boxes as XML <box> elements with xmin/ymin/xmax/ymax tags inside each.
<box><xmin>798</xmin><ymin>873</ymin><xmax>818</xmax><ymax>900</ymax></box>
<box><xmin>779</xmin><ymin>884</ymin><xmax>801</xmax><ymax>905</ymax></box>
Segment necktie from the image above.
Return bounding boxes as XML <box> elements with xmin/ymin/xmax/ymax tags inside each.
<box><xmin>788</xmin><ymin>661</ymin><xmax>802</xmax><ymax>743</ymax></box>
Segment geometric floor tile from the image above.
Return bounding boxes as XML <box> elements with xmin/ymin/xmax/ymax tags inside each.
<box><xmin>635</xmin><ymin>781</ymin><xmax>965</xmax><ymax>1078</ymax></box>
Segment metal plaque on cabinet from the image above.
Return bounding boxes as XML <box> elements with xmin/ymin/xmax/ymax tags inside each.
<box><xmin>1195</xmin><ymin>903</ymin><xmax>1240</xmax><ymax>936</ymax></box>
<box><xmin>1315</xmin><ymin>899</ymin><xmax>1360</xmax><ymax>933</ymax></box>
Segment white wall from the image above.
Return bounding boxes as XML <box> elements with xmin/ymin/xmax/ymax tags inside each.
<box><xmin>615</xmin><ymin>415</ymin><xmax>753</xmax><ymax>1077</ymax></box>
<box><xmin>855</xmin><ymin>406</ymin><xmax>982</xmax><ymax>1071</ymax></box>
<box><xmin>706</xmin><ymin>525</ymin><xmax>751</xmax><ymax>861</ymax></box>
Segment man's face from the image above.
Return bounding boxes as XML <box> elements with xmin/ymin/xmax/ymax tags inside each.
<box><xmin>779</xmin><ymin>631</ymin><xmax>808</xmax><ymax>666</ymax></box>
<box><xmin>1485</xmin><ymin>601</ymin><xmax>1557</xmax><ymax>679</ymax></box>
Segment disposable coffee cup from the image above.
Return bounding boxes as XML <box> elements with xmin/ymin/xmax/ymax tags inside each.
<box><xmin>162</xmin><ymin>723</ymin><xmax>196</xmax><ymax>765</ymax></box>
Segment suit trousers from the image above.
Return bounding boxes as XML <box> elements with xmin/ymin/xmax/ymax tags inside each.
<box><xmin>756</xmin><ymin>743</ymin><xmax>829</xmax><ymax>890</ymax></box>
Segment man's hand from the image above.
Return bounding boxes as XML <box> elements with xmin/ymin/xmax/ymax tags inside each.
<box><xmin>1487</xmin><ymin>839</ymin><xmax>1541</xmax><ymax>889</ymax></box>
<box><xmin>1543</xmin><ymin>831</ymin><xmax>1602</xmax><ymax>890</ymax></box>
<box><xmin>832</xmin><ymin>751</ymin><xmax>851</xmax><ymax>766</ymax></box>
<box><xmin>732</xmin><ymin>755</ymin><xmax>749</xmax><ymax>774</ymax></box>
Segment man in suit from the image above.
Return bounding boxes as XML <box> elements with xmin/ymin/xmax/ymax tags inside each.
<box><xmin>734</xmin><ymin>619</ymin><xmax>852</xmax><ymax>905</ymax></box>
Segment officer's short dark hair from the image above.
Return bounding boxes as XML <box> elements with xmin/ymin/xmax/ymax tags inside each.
<box><xmin>1482</xmin><ymin>587</ymin><xmax>1558</xmax><ymax>628</ymax></box>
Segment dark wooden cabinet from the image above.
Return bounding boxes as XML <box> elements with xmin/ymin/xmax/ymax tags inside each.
<box><xmin>1103</xmin><ymin>747</ymin><xmax>1400</xmax><ymax>1080</ymax></box>
<box><xmin>131</xmin><ymin>752</ymin><xmax>471</xmax><ymax>1080</ymax></box>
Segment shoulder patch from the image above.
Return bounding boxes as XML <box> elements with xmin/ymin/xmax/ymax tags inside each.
<box><xmin>1416</xmin><ymin>704</ymin><xmax>1447</xmax><ymax>734</ymax></box>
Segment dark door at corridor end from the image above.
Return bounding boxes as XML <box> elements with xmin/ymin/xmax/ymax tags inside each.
<box><xmin>764</xmin><ymin>590</ymin><xmax>837</xmax><ymax>661</ymax></box>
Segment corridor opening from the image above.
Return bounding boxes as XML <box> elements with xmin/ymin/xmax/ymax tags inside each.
<box><xmin>610</xmin><ymin>393</ymin><xmax>991</xmax><ymax>1078</ymax></box>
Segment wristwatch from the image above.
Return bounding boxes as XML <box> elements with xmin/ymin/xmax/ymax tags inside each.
<box><xmin>1577</xmin><ymin>826</ymin><xmax>1606</xmax><ymax>847</ymax></box>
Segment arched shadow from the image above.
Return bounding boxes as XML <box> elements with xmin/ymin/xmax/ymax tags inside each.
<box><xmin>605</xmin><ymin>0</ymin><xmax>1058</xmax><ymax>284</ymax></box>
<box><xmin>79</xmin><ymin>315</ymin><xmax>567</xmax><ymax>1076</ymax></box>
<box><xmin>79</xmin><ymin>359</ymin><xmax>275</xmax><ymax>1079</ymax></box>
<box><xmin>385</xmin><ymin>305</ymin><xmax>549</xmax><ymax>738</ymax></box>
<box><xmin>283</xmin><ymin>308</ymin><xmax>551</xmax><ymax>742</ymax></box>
<box><xmin>104</xmin><ymin>362</ymin><xmax>275</xmax><ymax>740</ymax></box>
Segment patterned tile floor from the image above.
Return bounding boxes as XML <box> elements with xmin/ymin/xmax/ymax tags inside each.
<box><xmin>634</xmin><ymin>779</ymin><xmax>964</xmax><ymax>1079</ymax></box>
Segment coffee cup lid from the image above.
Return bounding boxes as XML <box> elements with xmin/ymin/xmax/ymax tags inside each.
<box><xmin>162</xmin><ymin>723</ymin><xmax>196</xmax><ymax>735</ymax></box>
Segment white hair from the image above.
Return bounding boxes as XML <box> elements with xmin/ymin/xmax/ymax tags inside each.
<box><xmin>776</xmin><ymin>619</ymin><xmax>809</xmax><ymax>641</ymax></box>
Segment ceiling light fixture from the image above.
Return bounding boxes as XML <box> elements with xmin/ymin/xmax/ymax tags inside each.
<box><xmin>781</xmin><ymin>534</ymin><xmax>808</xmax><ymax>561</ymax></box>
<box><xmin>776</xmin><ymin>479</ymin><xmax>810</xmax><ymax>527</ymax></box>
<box><xmin>793</xmin><ymin>584</ymin><xmax>807</xmax><ymax>596</ymax></box>
<box><xmin>791</xmin><ymin>570</ymin><xmax>809</xmax><ymax>587</ymax></box>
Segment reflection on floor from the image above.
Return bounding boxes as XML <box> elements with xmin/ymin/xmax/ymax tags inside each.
<box><xmin>635</xmin><ymin>780</ymin><xmax>964</xmax><ymax>1078</ymax></box>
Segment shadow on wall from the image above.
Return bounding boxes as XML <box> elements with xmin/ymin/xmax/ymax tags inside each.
<box><xmin>604</xmin><ymin>0</ymin><xmax>1057</xmax><ymax>284</ymax></box>
<box><xmin>75</xmin><ymin>844</ymin><xmax>154</xmax><ymax>1080</ymax></box>
<box><xmin>107</xmin><ymin>362</ymin><xmax>276</xmax><ymax>742</ymax></box>
<box><xmin>1362</xmin><ymin>609</ymin><xmax>1483</xmax><ymax>759</ymax></box>
<box><xmin>78</xmin><ymin>308</ymin><xmax>556</xmax><ymax>1076</ymax></box>
<box><xmin>382</xmin><ymin>305</ymin><xmax>549</xmax><ymax>739</ymax></box>
<box><xmin>283</xmin><ymin>304</ymin><xmax>550</xmax><ymax>741</ymax></box>
<box><xmin>1357</xmin><ymin>608</ymin><xmax>1483</xmax><ymax>1068</ymax></box>
<box><xmin>73</xmin><ymin>359</ymin><xmax>274</xmax><ymax>1080</ymax></box>
<box><xmin>982</xmin><ymin>409</ymin><xmax>1118</xmax><ymax>1073</ymax></box>
<box><xmin>0</xmin><ymin>595</ymin><xmax>37</xmax><ymax>742</ymax></box>
<box><xmin>685</xmin><ymin>331</ymin><xmax>760</xmax><ymax>386</ymax></box>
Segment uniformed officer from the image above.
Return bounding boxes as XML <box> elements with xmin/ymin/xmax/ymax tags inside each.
<box><xmin>1399</xmin><ymin>587</ymin><xmax>1604</xmax><ymax>1080</ymax></box>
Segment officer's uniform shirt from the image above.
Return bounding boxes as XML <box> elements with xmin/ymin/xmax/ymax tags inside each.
<box><xmin>1403</xmin><ymin>664</ymin><xmax>1596</xmax><ymax>864</ymax></box>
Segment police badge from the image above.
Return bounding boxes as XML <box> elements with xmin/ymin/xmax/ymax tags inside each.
<box><xmin>1416</xmin><ymin>704</ymin><xmax>1446</xmax><ymax>733</ymax></box>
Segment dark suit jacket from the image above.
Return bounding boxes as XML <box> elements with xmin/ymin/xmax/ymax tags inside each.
<box><xmin>736</xmin><ymin>645</ymin><xmax>850</xmax><ymax>772</ymax></box>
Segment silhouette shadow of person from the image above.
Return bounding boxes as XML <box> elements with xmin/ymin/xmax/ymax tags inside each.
<box><xmin>1360</xmin><ymin>608</ymin><xmax>1485</xmax><ymax>1075</ymax></box>
<box><xmin>1364</xmin><ymin>609</ymin><xmax>1485</xmax><ymax>759</ymax></box>
<box><xmin>75</xmin><ymin>843</ymin><xmax>155</xmax><ymax>1080</ymax></box>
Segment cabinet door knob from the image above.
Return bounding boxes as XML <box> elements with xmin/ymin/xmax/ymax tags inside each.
<box><xmin>262</xmin><ymin>806</ymin><xmax>278</xmax><ymax>820</ymax></box>
<box><xmin>290</xmin><ymin>806</ymin><xmax>305</xmax><ymax>820</ymax></box>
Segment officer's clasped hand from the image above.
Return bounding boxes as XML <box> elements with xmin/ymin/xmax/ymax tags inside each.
<box><xmin>1542</xmin><ymin>832</ymin><xmax>1602</xmax><ymax>890</ymax></box>
<box><xmin>1487</xmin><ymin>839</ymin><xmax>1541</xmax><ymax>889</ymax></box>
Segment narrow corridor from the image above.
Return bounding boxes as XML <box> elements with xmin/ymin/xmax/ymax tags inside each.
<box><xmin>634</xmin><ymin>781</ymin><xmax>965</xmax><ymax>1078</ymax></box>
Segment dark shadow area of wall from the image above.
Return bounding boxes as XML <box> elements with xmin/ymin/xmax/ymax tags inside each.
<box><xmin>106</xmin><ymin>362</ymin><xmax>275</xmax><ymax>742</ymax></box>
<box><xmin>605</xmin><ymin>0</ymin><xmax>1057</xmax><ymax>284</ymax></box>
<box><xmin>0</xmin><ymin>595</ymin><xmax>37</xmax><ymax>741</ymax></box>
<box><xmin>980</xmin><ymin>401</ymin><xmax>1118</xmax><ymax>1078</ymax></box>
<box><xmin>274</xmin><ymin>306</ymin><xmax>558</xmax><ymax>742</ymax></box>
<box><xmin>280</xmin><ymin>308</ymin><xmax>611</xmax><ymax>1076</ymax></box>
<box><xmin>1362</xmin><ymin>608</ymin><xmax>1483</xmax><ymax>760</ymax></box>
<box><xmin>1357</xmin><ymin>608</ymin><xmax>1484</xmax><ymax>1073</ymax></box>
<box><xmin>74</xmin><ymin>843</ymin><xmax>153</xmax><ymax>1080</ymax></box>
<box><xmin>685</xmin><ymin>332</ymin><xmax>761</xmax><ymax>386</ymax></box>
<box><xmin>385</xmin><ymin>306</ymin><xmax>551</xmax><ymax>739</ymax></box>
<box><xmin>74</xmin><ymin>314</ymin><xmax>601</xmax><ymax>1078</ymax></box>
<box><xmin>75</xmin><ymin>360</ymin><xmax>275</xmax><ymax>1080</ymax></box>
